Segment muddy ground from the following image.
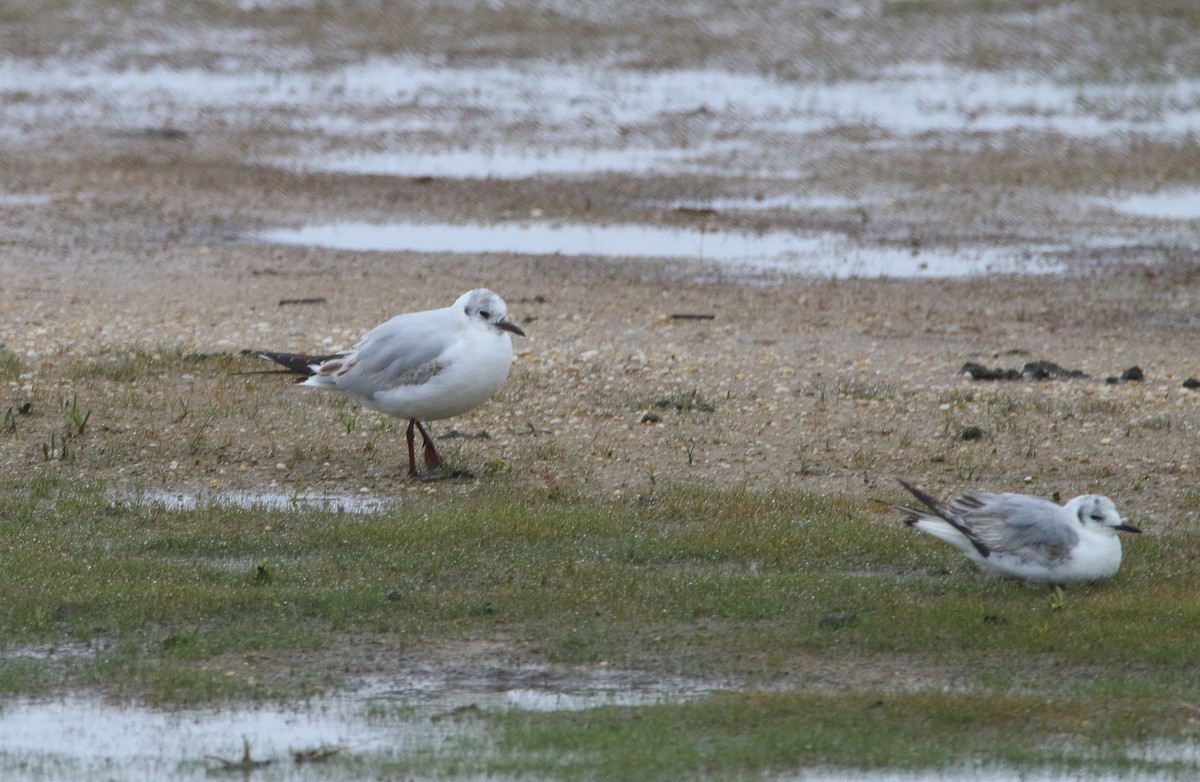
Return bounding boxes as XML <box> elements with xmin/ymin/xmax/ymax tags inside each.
<box><xmin>2</xmin><ymin>2</ymin><xmax>1200</xmax><ymax>687</ymax></box>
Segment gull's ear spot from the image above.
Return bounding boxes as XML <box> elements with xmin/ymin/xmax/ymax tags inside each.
<box><xmin>1076</xmin><ymin>500</ymin><xmax>1105</xmax><ymax>525</ymax></box>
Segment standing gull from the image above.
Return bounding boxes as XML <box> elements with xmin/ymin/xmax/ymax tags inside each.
<box><xmin>888</xmin><ymin>479</ymin><xmax>1140</xmax><ymax>584</ymax></box>
<box><xmin>257</xmin><ymin>288</ymin><xmax>525</xmax><ymax>478</ymax></box>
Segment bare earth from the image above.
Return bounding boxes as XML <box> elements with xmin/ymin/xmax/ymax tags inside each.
<box><xmin>3</xmin><ymin>151</ymin><xmax>1198</xmax><ymax>530</ymax></box>
<box><xmin>2</xmin><ymin>2</ymin><xmax>1199</xmax><ymax>687</ymax></box>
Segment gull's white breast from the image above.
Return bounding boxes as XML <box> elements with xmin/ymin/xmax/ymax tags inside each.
<box><xmin>364</xmin><ymin>326</ymin><xmax>514</xmax><ymax>421</ymax></box>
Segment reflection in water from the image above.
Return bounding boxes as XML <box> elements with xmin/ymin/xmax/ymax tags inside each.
<box><xmin>5</xmin><ymin>57</ymin><xmax>1197</xmax><ymax>178</ymax></box>
<box><xmin>0</xmin><ymin>674</ymin><xmax>719</xmax><ymax>782</ymax></box>
<box><xmin>258</xmin><ymin>220</ymin><xmax>1063</xmax><ymax>279</ymax></box>
<box><xmin>118</xmin><ymin>489</ymin><xmax>387</xmax><ymax>514</ymax></box>
<box><xmin>0</xmin><ymin>685</ymin><xmax>1191</xmax><ymax>782</ymax></box>
<box><xmin>1107</xmin><ymin>190</ymin><xmax>1200</xmax><ymax>220</ymax></box>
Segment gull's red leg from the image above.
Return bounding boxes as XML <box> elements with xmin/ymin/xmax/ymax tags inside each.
<box><xmin>405</xmin><ymin>418</ymin><xmax>420</xmax><ymax>477</ymax></box>
<box><xmin>413</xmin><ymin>419</ymin><xmax>443</xmax><ymax>471</ymax></box>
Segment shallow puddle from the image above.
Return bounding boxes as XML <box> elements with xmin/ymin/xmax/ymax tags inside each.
<box><xmin>118</xmin><ymin>489</ymin><xmax>388</xmax><ymax>515</ymax></box>
<box><xmin>0</xmin><ymin>192</ymin><xmax>59</xmax><ymax>208</ymax></box>
<box><xmin>284</xmin><ymin>62</ymin><xmax>1200</xmax><ymax>181</ymax></box>
<box><xmin>0</xmin><ymin>693</ymin><xmax>388</xmax><ymax>780</ymax></box>
<box><xmin>0</xmin><ymin>672</ymin><xmax>723</xmax><ymax>781</ymax></box>
<box><xmin>5</xmin><ymin>56</ymin><xmax>1198</xmax><ymax>179</ymax></box>
<box><xmin>1106</xmin><ymin>189</ymin><xmax>1200</xmax><ymax>220</ymax></box>
<box><xmin>257</xmin><ymin>220</ymin><xmax>1062</xmax><ymax>278</ymax></box>
<box><xmin>0</xmin><ymin>680</ymin><xmax>1188</xmax><ymax>781</ymax></box>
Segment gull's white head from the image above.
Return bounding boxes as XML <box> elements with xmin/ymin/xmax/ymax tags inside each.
<box><xmin>1066</xmin><ymin>494</ymin><xmax>1141</xmax><ymax>535</ymax></box>
<box><xmin>457</xmin><ymin>288</ymin><xmax>526</xmax><ymax>337</ymax></box>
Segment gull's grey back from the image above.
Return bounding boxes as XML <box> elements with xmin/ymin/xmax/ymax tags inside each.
<box><xmin>327</xmin><ymin>309</ymin><xmax>457</xmax><ymax>398</ymax></box>
<box><xmin>954</xmin><ymin>492</ymin><xmax>1080</xmax><ymax>556</ymax></box>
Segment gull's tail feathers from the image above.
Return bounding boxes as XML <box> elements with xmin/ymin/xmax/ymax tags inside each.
<box><xmin>894</xmin><ymin>478</ymin><xmax>992</xmax><ymax>558</ymax></box>
<box><xmin>255</xmin><ymin>350</ymin><xmax>340</xmax><ymax>379</ymax></box>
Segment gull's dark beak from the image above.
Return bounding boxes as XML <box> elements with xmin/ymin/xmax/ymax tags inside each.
<box><xmin>497</xmin><ymin>319</ymin><xmax>526</xmax><ymax>337</ymax></box>
<box><xmin>1115</xmin><ymin>521</ymin><xmax>1141</xmax><ymax>534</ymax></box>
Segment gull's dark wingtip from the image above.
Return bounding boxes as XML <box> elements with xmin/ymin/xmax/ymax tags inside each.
<box><xmin>254</xmin><ymin>350</ymin><xmax>338</xmax><ymax>377</ymax></box>
<box><xmin>895</xmin><ymin>478</ymin><xmax>944</xmax><ymax>515</ymax></box>
<box><xmin>894</xmin><ymin>477</ymin><xmax>991</xmax><ymax>557</ymax></box>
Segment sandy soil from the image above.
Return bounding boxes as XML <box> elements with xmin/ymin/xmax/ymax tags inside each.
<box><xmin>4</xmin><ymin>222</ymin><xmax>1198</xmax><ymax>525</ymax></box>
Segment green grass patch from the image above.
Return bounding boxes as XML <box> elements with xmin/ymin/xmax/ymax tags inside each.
<box><xmin>0</xmin><ymin>347</ymin><xmax>25</xmax><ymax>382</ymax></box>
<box><xmin>355</xmin><ymin>689</ymin><xmax>1200</xmax><ymax>780</ymax></box>
<box><xmin>0</xmin><ymin>472</ymin><xmax>1197</xmax><ymax>771</ymax></box>
<box><xmin>471</xmin><ymin>690</ymin><xmax>1197</xmax><ymax>781</ymax></box>
<box><xmin>489</xmin><ymin>686</ymin><xmax>1200</xmax><ymax>777</ymax></box>
<box><xmin>1</xmin><ymin>474</ymin><xmax>1196</xmax><ymax>677</ymax></box>
<box><xmin>70</xmin><ymin>346</ymin><xmax>243</xmax><ymax>384</ymax></box>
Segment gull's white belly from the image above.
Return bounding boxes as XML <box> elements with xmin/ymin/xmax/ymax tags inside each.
<box><xmin>983</xmin><ymin>533</ymin><xmax>1124</xmax><ymax>584</ymax></box>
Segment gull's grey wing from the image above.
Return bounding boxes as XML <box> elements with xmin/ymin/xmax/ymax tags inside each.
<box><xmin>317</xmin><ymin>310</ymin><xmax>456</xmax><ymax>398</ymax></box>
<box><xmin>953</xmin><ymin>493</ymin><xmax>1079</xmax><ymax>561</ymax></box>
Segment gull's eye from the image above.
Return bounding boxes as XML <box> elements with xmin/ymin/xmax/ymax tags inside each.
<box><xmin>479</xmin><ymin>310</ymin><xmax>491</xmax><ymax>319</ymax></box>
<box><xmin>1090</xmin><ymin>513</ymin><xmax>1104</xmax><ymax>522</ymax></box>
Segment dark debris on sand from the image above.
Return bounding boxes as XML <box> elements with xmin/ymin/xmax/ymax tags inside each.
<box><xmin>1105</xmin><ymin>366</ymin><xmax>1144</xmax><ymax>384</ymax></box>
<box><xmin>963</xmin><ymin>361</ymin><xmax>1156</xmax><ymax>385</ymax></box>
<box><xmin>961</xmin><ymin>360</ymin><xmax>1089</xmax><ymax>381</ymax></box>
